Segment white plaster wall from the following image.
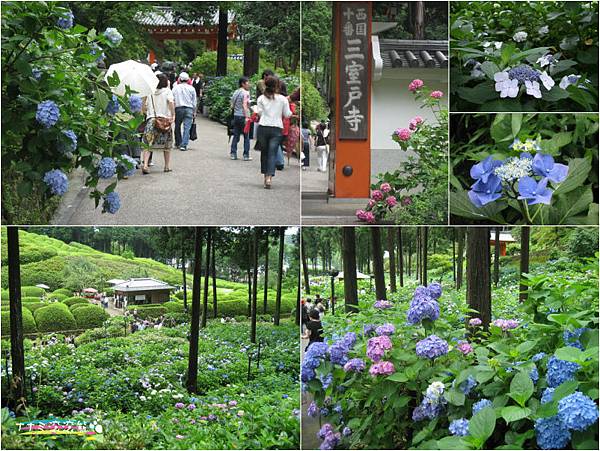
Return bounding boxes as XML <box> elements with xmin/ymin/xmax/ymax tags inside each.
<box><xmin>370</xmin><ymin>68</ymin><xmax>448</xmax><ymax>181</ymax></box>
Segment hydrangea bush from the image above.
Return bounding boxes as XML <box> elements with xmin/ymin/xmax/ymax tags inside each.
<box><xmin>303</xmin><ymin>261</ymin><xmax>599</xmax><ymax>450</ymax></box>
<box><xmin>1</xmin><ymin>2</ymin><xmax>144</xmax><ymax>223</ymax></box>
<box><xmin>450</xmin><ymin>1</ymin><xmax>599</xmax><ymax>111</ymax></box>
<box><xmin>450</xmin><ymin>113</ymin><xmax>598</xmax><ymax>225</ymax></box>
<box><xmin>357</xmin><ymin>80</ymin><xmax>448</xmax><ymax>225</ymax></box>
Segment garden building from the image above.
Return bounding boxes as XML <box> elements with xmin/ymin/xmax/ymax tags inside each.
<box><xmin>112</xmin><ymin>278</ymin><xmax>175</xmax><ymax>305</ymax></box>
<box><xmin>490</xmin><ymin>231</ymin><xmax>516</xmax><ymax>256</ymax></box>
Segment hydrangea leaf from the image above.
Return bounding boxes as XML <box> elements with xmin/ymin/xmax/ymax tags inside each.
<box><xmin>553</xmin><ymin>158</ymin><xmax>592</xmax><ymax>196</ymax></box>
<box><xmin>501</xmin><ymin>406</ymin><xmax>531</xmax><ymax>423</ymax></box>
<box><xmin>469</xmin><ymin>406</ymin><xmax>496</xmax><ymax>447</ymax></box>
<box><xmin>386</xmin><ymin>371</ymin><xmax>408</xmax><ymax>382</ymax></box>
<box><xmin>542</xmin><ymin>85</ymin><xmax>571</xmax><ymax>102</ymax></box>
<box><xmin>444</xmin><ymin>389</ymin><xmax>466</xmax><ymax>406</ymax></box>
<box><xmin>480</xmin><ymin>61</ymin><xmax>500</xmax><ymax>79</ymax></box>
<box><xmin>456</xmin><ymin>82</ymin><xmax>498</xmax><ymax>105</ymax></box>
<box><xmin>508</xmin><ymin>371</ymin><xmax>534</xmax><ymax>407</ymax></box>
<box><xmin>450</xmin><ymin>189</ymin><xmax>507</xmax><ymax>222</ymax></box>
<box><xmin>554</xmin><ymin>186</ymin><xmax>594</xmax><ymax>224</ymax></box>
<box><xmin>437</xmin><ymin>436</ymin><xmax>471</xmax><ymax>450</ymax></box>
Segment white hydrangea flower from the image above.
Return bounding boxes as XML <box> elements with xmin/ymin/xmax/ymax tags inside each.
<box><xmin>494</xmin><ymin>71</ymin><xmax>519</xmax><ymax>98</ymax></box>
<box><xmin>426</xmin><ymin>381</ymin><xmax>445</xmax><ymax>400</ymax></box>
<box><xmin>494</xmin><ymin>41</ymin><xmax>503</xmax><ymax>49</ymax></box>
<box><xmin>539</xmin><ymin>71</ymin><xmax>555</xmax><ymax>90</ymax></box>
<box><xmin>559</xmin><ymin>74</ymin><xmax>581</xmax><ymax>89</ymax></box>
<box><xmin>538</xmin><ymin>25</ymin><xmax>549</xmax><ymax>35</ymax></box>
<box><xmin>513</xmin><ymin>31</ymin><xmax>528</xmax><ymax>42</ymax></box>
<box><xmin>494</xmin><ymin>157</ymin><xmax>533</xmax><ymax>182</ymax></box>
<box><xmin>525</xmin><ymin>80</ymin><xmax>542</xmax><ymax>98</ymax></box>
<box><xmin>536</xmin><ymin>54</ymin><xmax>557</xmax><ymax>68</ymax></box>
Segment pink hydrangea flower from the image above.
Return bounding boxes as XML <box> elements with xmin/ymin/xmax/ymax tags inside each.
<box><xmin>493</xmin><ymin>319</ymin><xmax>519</xmax><ymax>331</ymax></box>
<box><xmin>386</xmin><ymin>196</ymin><xmax>397</xmax><ymax>207</ymax></box>
<box><xmin>372</xmin><ymin>190</ymin><xmax>384</xmax><ymax>201</ymax></box>
<box><xmin>408</xmin><ymin>79</ymin><xmax>424</xmax><ymax>92</ymax></box>
<box><xmin>401</xmin><ymin>196</ymin><xmax>413</xmax><ymax>206</ymax></box>
<box><xmin>409</xmin><ymin>116</ymin><xmax>424</xmax><ymax>131</ymax></box>
<box><xmin>367</xmin><ymin>335</ymin><xmax>393</xmax><ymax>362</ymax></box>
<box><xmin>364</xmin><ymin>211</ymin><xmax>375</xmax><ymax>224</ymax></box>
<box><xmin>356</xmin><ymin>209</ymin><xmax>367</xmax><ymax>220</ymax></box>
<box><xmin>430</xmin><ymin>90</ymin><xmax>444</xmax><ymax>99</ymax></box>
<box><xmin>367</xmin><ymin>199</ymin><xmax>376</xmax><ymax>208</ymax></box>
<box><xmin>380</xmin><ymin>182</ymin><xmax>392</xmax><ymax>193</ymax></box>
<box><xmin>229</xmin><ymin>400</ymin><xmax>238</xmax><ymax>407</ymax></box>
<box><xmin>395</xmin><ymin>128</ymin><xmax>412</xmax><ymax>141</ymax></box>
<box><xmin>174</xmin><ymin>402</ymin><xmax>184</xmax><ymax>409</ymax></box>
<box><xmin>469</xmin><ymin>318</ymin><xmax>482</xmax><ymax>327</ymax></box>
<box><xmin>456</xmin><ymin>341</ymin><xmax>473</xmax><ymax>355</ymax></box>
<box><xmin>369</xmin><ymin>360</ymin><xmax>395</xmax><ymax>376</ymax></box>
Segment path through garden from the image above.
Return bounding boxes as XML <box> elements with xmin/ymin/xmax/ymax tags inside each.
<box><xmin>301</xmin><ymin>335</ymin><xmax>321</xmax><ymax>449</ymax></box>
<box><xmin>52</xmin><ymin>116</ymin><xmax>301</xmax><ymax>225</ymax></box>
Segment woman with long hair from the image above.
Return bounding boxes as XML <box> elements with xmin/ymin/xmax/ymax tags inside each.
<box><xmin>256</xmin><ymin>76</ymin><xmax>292</xmax><ymax>189</ymax></box>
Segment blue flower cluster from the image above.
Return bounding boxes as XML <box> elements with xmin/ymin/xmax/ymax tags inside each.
<box><xmin>472</xmin><ymin>398</ymin><xmax>492</xmax><ymax>414</ymax></box>
<box><xmin>32</xmin><ymin>68</ymin><xmax>42</xmax><ymax>80</ymax></box>
<box><xmin>407</xmin><ymin>285</ymin><xmax>441</xmax><ymax>325</ymax></box>
<box><xmin>415</xmin><ymin>335</ymin><xmax>448</xmax><ymax>359</ymax></box>
<box><xmin>532</xmin><ymin>352</ymin><xmax>546</xmax><ymax>362</ymax></box>
<box><xmin>458</xmin><ymin>375</ymin><xmax>477</xmax><ymax>395</ymax></box>
<box><xmin>563</xmin><ymin>328</ymin><xmax>587</xmax><ymax>350</ymax></box>
<box><xmin>535</xmin><ymin>415</ymin><xmax>571</xmax><ymax>449</ymax></box>
<box><xmin>530</xmin><ymin>366</ymin><xmax>539</xmax><ymax>384</ymax></box>
<box><xmin>412</xmin><ymin>385</ymin><xmax>447</xmax><ymax>421</ymax></box>
<box><xmin>106</xmin><ymin>95</ymin><xmax>121</xmax><ymax>115</ymax></box>
<box><xmin>43</xmin><ymin>169</ymin><xmax>69</xmax><ymax>195</ymax></box>
<box><xmin>329</xmin><ymin>332</ymin><xmax>356</xmax><ymax>366</ymax></box>
<box><xmin>541</xmin><ymin>387</ymin><xmax>555</xmax><ymax>404</ymax></box>
<box><xmin>449</xmin><ymin>418</ymin><xmax>469</xmax><ymax>436</ymax></box>
<box><xmin>129</xmin><ymin>95</ymin><xmax>143</xmax><ymax>113</ymax></box>
<box><xmin>468</xmin><ymin>148</ymin><xmax>569</xmax><ymax>209</ymax></box>
<box><xmin>118</xmin><ymin>155</ymin><xmax>137</xmax><ymax>177</ymax></box>
<box><xmin>57</xmin><ymin>10</ymin><xmax>74</xmax><ymax>29</ymax></box>
<box><xmin>546</xmin><ymin>356</ymin><xmax>581</xmax><ymax>388</ymax></box>
<box><xmin>36</xmin><ymin>100</ymin><xmax>60</xmax><ymax>128</ymax></box>
<box><xmin>103</xmin><ymin>191</ymin><xmax>120</xmax><ymax>214</ymax></box>
<box><xmin>375</xmin><ymin>323</ymin><xmax>395</xmax><ymax>336</ymax></box>
<box><xmin>103</xmin><ymin>28</ymin><xmax>123</xmax><ymax>46</ymax></box>
<box><xmin>301</xmin><ymin>342</ymin><xmax>329</xmax><ymax>382</ymax></box>
<box><xmin>61</xmin><ymin>129</ymin><xmax>78</xmax><ymax>154</ymax></box>
<box><xmin>97</xmin><ymin>157</ymin><xmax>117</xmax><ymax>179</ymax></box>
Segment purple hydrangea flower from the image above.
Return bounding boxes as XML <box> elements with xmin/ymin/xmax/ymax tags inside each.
<box><xmin>103</xmin><ymin>191</ymin><xmax>121</xmax><ymax>214</ymax></box>
<box><xmin>508</xmin><ymin>65</ymin><xmax>541</xmax><ymax>82</ymax></box>
<box><xmin>449</xmin><ymin>418</ymin><xmax>469</xmax><ymax>436</ymax></box>
<box><xmin>546</xmin><ymin>356</ymin><xmax>580</xmax><ymax>388</ymax></box>
<box><xmin>36</xmin><ymin>100</ymin><xmax>60</xmax><ymax>128</ymax></box>
<box><xmin>469</xmin><ymin>318</ymin><xmax>482</xmax><ymax>327</ymax></box>
<box><xmin>174</xmin><ymin>402</ymin><xmax>184</xmax><ymax>409</ymax></box>
<box><xmin>557</xmin><ymin>392</ymin><xmax>599</xmax><ymax>431</ymax></box>
<box><xmin>492</xmin><ymin>319</ymin><xmax>519</xmax><ymax>331</ymax></box>
<box><xmin>43</xmin><ymin>169</ymin><xmax>69</xmax><ymax>195</ymax></box>
<box><xmin>427</xmin><ymin>282</ymin><xmax>443</xmax><ymax>299</ymax></box>
<box><xmin>374</xmin><ymin>300</ymin><xmax>393</xmax><ymax>309</ymax></box>
<box><xmin>57</xmin><ymin>10</ymin><xmax>74</xmax><ymax>29</ymax></box>
<box><xmin>468</xmin><ymin>175</ymin><xmax>503</xmax><ymax>207</ymax></box>
<box><xmin>343</xmin><ymin>358</ymin><xmax>366</xmax><ymax>373</ymax></box>
<box><xmin>518</xmin><ymin>176</ymin><xmax>553</xmax><ymax>205</ymax></box>
<box><xmin>366</xmin><ymin>335</ymin><xmax>392</xmax><ymax>362</ymax></box>
<box><xmin>342</xmin><ymin>332</ymin><xmax>357</xmax><ymax>348</ymax></box>
<box><xmin>329</xmin><ymin>340</ymin><xmax>350</xmax><ymax>366</ymax></box>
<box><xmin>416</xmin><ymin>335</ymin><xmax>448</xmax><ymax>360</ymax></box>
<box><xmin>535</xmin><ymin>415</ymin><xmax>571</xmax><ymax>449</ymax></box>
<box><xmin>97</xmin><ymin>157</ymin><xmax>117</xmax><ymax>178</ymax></box>
<box><xmin>319</xmin><ymin>424</ymin><xmax>341</xmax><ymax>450</ymax></box>
<box><xmin>407</xmin><ymin>294</ymin><xmax>439</xmax><ymax>325</ymax></box>
<box><xmin>128</xmin><ymin>95</ymin><xmax>143</xmax><ymax>113</ymax></box>
<box><xmin>307</xmin><ymin>401</ymin><xmax>318</xmax><ymax>417</ymax></box>
<box><xmin>456</xmin><ymin>340</ymin><xmax>473</xmax><ymax>355</ymax></box>
<box><xmin>369</xmin><ymin>360</ymin><xmax>395</xmax><ymax>376</ymax></box>
<box><xmin>375</xmin><ymin>323</ymin><xmax>395</xmax><ymax>336</ymax></box>
<box><xmin>363</xmin><ymin>324</ymin><xmax>377</xmax><ymax>337</ymax></box>
<box><xmin>532</xmin><ymin>154</ymin><xmax>569</xmax><ymax>184</ymax></box>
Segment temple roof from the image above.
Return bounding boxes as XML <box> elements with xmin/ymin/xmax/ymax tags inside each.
<box><xmin>113</xmin><ymin>278</ymin><xmax>175</xmax><ymax>292</ymax></box>
<box><xmin>378</xmin><ymin>39</ymin><xmax>449</xmax><ymax>69</ymax></box>
<box><xmin>135</xmin><ymin>6</ymin><xmax>235</xmax><ymax>28</ymax></box>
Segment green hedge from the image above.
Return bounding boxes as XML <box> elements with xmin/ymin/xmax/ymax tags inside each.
<box><xmin>47</xmin><ymin>293</ymin><xmax>67</xmax><ymax>302</ymax></box>
<box><xmin>21</xmin><ymin>286</ymin><xmax>45</xmax><ymax>297</ymax></box>
<box><xmin>70</xmin><ymin>303</ymin><xmax>91</xmax><ymax>312</ymax></box>
<box><xmin>128</xmin><ymin>305</ymin><xmax>167</xmax><ymax>320</ymax></box>
<box><xmin>72</xmin><ymin>305</ymin><xmax>109</xmax><ymax>329</ymax></box>
<box><xmin>1</xmin><ymin>308</ymin><xmax>37</xmax><ymax>335</ymax></box>
<box><xmin>63</xmin><ymin>297</ymin><xmax>90</xmax><ymax>307</ymax></box>
<box><xmin>34</xmin><ymin>303</ymin><xmax>77</xmax><ymax>333</ymax></box>
<box><xmin>51</xmin><ymin>288</ymin><xmax>73</xmax><ymax>297</ymax></box>
<box><xmin>162</xmin><ymin>301</ymin><xmax>185</xmax><ymax>313</ymax></box>
<box><xmin>22</xmin><ymin>296</ymin><xmax>43</xmax><ymax>303</ymax></box>
<box><xmin>26</xmin><ymin>302</ymin><xmax>47</xmax><ymax>313</ymax></box>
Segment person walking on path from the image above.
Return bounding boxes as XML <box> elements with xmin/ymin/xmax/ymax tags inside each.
<box><xmin>301</xmin><ymin>309</ymin><xmax>324</xmax><ymax>351</ymax></box>
<box><xmin>141</xmin><ymin>73</ymin><xmax>175</xmax><ymax>174</ymax></box>
<box><xmin>230</xmin><ymin>76</ymin><xmax>252</xmax><ymax>161</ymax></box>
<box><xmin>192</xmin><ymin>72</ymin><xmax>204</xmax><ymax>113</ymax></box>
<box><xmin>172</xmin><ymin>71</ymin><xmax>197</xmax><ymax>151</ymax></box>
<box><xmin>315</xmin><ymin>120</ymin><xmax>329</xmax><ymax>172</ymax></box>
<box><xmin>256</xmin><ymin>76</ymin><xmax>292</xmax><ymax>189</ymax></box>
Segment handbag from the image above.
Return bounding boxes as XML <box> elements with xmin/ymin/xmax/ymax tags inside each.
<box><xmin>150</xmin><ymin>95</ymin><xmax>172</xmax><ymax>132</ymax></box>
<box><xmin>189</xmin><ymin>119</ymin><xmax>197</xmax><ymax>141</ymax></box>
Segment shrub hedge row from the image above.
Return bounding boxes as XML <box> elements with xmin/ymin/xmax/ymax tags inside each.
<box><xmin>71</xmin><ymin>305</ymin><xmax>109</xmax><ymax>329</ymax></box>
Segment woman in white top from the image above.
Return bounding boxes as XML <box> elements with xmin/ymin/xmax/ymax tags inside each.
<box><xmin>141</xmin><ymin>73</ymin><xmax>175</xmax><ymax>174</ymax></box>
<box><xmin>256</xmin><ymin>76</ymin><xmax>292</xmax><ymax>189</ymax></box>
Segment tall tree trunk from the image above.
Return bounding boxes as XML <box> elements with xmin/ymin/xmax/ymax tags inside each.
<box><xmin>456</xmin><ymin>228</ymin><xmax>465</xmax><ymax>290</ymax></box>
<box><xmin>295</xmin><ymin>277</ymin><xmax>301</xmax><ymax>326</ymax></box>
<box><xmin>452</xmin><ymin>229</ymin><xmax>456</xmax><ymax>284</ymax></box>
<box><xmin>250</xmin><ymin>228</ymin><xmax>260</xmax><ymax>343</ymax></box>
<box><xmin>243</xmin><ymin>41</ymin><xmax>259</xmax><ymax>76</ymax></box>
<box><xmin>186</xmin><ymin>227</ymin><xmax>203</xmax><ymax>393</ymax></box>
<box><xmin>216</xmin><ymin>7</ymin><xmax>228</xmax><ymax>76</ymax></box>
<box><xmin>370</xmin><ymin>228</ymin><xmax>387</xmax><ymax>300</ymax></box>
<box><xmin>301</xmin><ymin>233</ymin><xmax>310</xmax><ymax>294</ymax></box>
<box><xmin>387</xmin><ymin>228</ymin><xmax>397</xmax><ymax>293</ymax></box>
<box><xmin>519</xmin><ymin>227</ymin><xmax>530</xmax><ymax>302</ymax></box>
<box><xmin>182</xmin><ymin>233</ymin><xmax>188</xmax><ymax>312</ymax></box>
<box><xmin>201</xmin><ymin>228</ymin><xmax>211</xmax><ymax>327</ymax></box>
<box><xmin>411</xmin><ymin>1</ymin><xmax>425</xmax><ymax>39</ymax></box>
<box><xmin>466</xmin><ymin>227</ymin><xmax>492</xmax><ymax>329</ymax></box>
<box><xmin>407</xmin><ymin>239</ymin><xmax>412</xmax><ymax>277</ymax></box>
<box><xmin>416</xmin><ymin>231</ymin><xmax>420</xmax><ymax>283</ymax></box>
<box><xmin>397</xmin><ymin>228</ymin><xmax>404</xmax><ymax>287</ymax></box>
<box><xmin>7</xmin><ymin>227</ymin><xmax>26</xmax><ymax>414</ymax></box>
<box><xmin>421</xmin><ymin>227</ymin><xmax>428</xmax><ymax>286</ymax></box>
<box><xmin>274</xmin><ymin>227</ymin><xmax>285</xmax><ymax>326</ymax></box>
<box><xmin>212</xmin><ymin>235</ymin><xmax>217</xmax><ymax>318</ymax></box>
<box><xmin>247</xmin><ymin>264</ymin><xmax>252</xmax><ymax>317</ymax></box>
<box><xmin>342</xmin><ymin>228</ymin><xmax>358</xmax><ymax>312</ymax></box>
<box><xmin>263</xmin><ymin>231</ymin><xmax>269</xmax><ymax>314</ymax></box>
<box><xmin>494</xmin><ymin>227</ymin><xmax>501</xmax><ymax>287</ymax></box>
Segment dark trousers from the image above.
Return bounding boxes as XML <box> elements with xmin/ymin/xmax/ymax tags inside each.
<box><xmin>258</xmin><ymin>125</ymin><xmax>283</xmax><ymax>176</ymax></box>
<box><xmin>230</xmin><ymin>115</ymin><xmax>250</xmax><ymax>158</ymax></box>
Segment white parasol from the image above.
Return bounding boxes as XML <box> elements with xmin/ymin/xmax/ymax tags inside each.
<box><xmin>35</xmin><ymin>284</ymin><xmax>50</xmax><ymax>289</ymax></box>
<box><xmin>104</xmin><ymin>60</ymin><xmax>158</xmax><ymax>97</ymax></box>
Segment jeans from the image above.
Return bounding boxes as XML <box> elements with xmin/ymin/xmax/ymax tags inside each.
<box><xmin>230</xmin><ymin>115</ymin><xmax>250</xmax><ymax>158</ymax></box>
<box><xmin>175</xmin><ymin>106</ymin><xmax>194</xmax><ymax>148</ymax></box>
<box><xmin>276</xmin><ymin>145</ymin><xmax>285</xmax><ymax>168</ymax></box>
<box><xmin>258</xmin><ymin>125</ymin><xmax>283</xmax><ymax>176</ymax></box>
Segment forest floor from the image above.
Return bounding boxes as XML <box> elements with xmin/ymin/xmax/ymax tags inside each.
<box><xmin>52</xmin><ymin>115</ymin><xmax>301</xmax><ymax>225</ymax></box>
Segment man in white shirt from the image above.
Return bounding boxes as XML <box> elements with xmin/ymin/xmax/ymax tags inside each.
<box><xmin>172</xmin><ymin>72</ymin><xmax>197</xmax><ymax>151</ymax></box>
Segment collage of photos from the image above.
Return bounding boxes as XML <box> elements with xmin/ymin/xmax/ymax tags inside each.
<box><xmin>0</xmin><ymin>1</ymin><xmax>599</xmax><ymax>451</ymax></box>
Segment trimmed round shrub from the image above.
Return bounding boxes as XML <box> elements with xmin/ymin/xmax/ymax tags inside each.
<box><xmin>70</xmin><ymin>303</ymin><xmax>91</xmax><ymax>312</ymax></box>
<box><xmin>21</xmin><ymin>286</ymin><xmax>45</xmax><ymax>297</ymax></box>
<box><xmin>34</xmin><ymin>303</ymin><xmax>77</xmax><ymax>333</ymax></box>
<box><xmin>163</xmin><ymin>301</ymin><xmax>185</xmax><ymax>313</ymax></box>
<box><xmin>22</xmin><ymin>296</ymin><xmax>43</xmax><ymax>303</ymax></box>
<box><xmin>47</xmin><ymin>293</ymin><xmax>67</xmax><ymax>302</ymax></box>
<box><xmin>26</xmin><ymin>302</ymin><xmax>47</xmax><ymax>313</ymax></box>
<box><xmin>1</xmin><ymin>289</ymin><xmax>8</xmax><ymax>300</ymax></box>
<box><xmin>174</xmin><ymin>290</ymin><xmax>192</xmax><ymax>301</ymax></box>
<box><xmin>63</xmin><ymin>297</ymin><xmax>90</xmax><ymax>307</ymax></box>
<box><xmin>72</xmin><ymin>305</ymin><xmax>109</xmax><ymax>329</ymax></box>
<box><xmin>52</xmin><ymin>288</ymin><xmax>73</xmax><ymax>297</ymax></box>
<box><xmin>132</xmin><ymin>306</ymin><xmax>167</xmax><ymax>320</ymax></box>
<box><xmin>1</xmin><ymin>309</ymin><xmax>38</xmax><ymax>335</ymax></box>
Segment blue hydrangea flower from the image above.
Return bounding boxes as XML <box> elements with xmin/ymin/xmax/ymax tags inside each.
<box><xmin>32</xmin><ymin>68</ymin><xmax>42</xmax><ymax>80</ymax></box>
<box><xmin>319</xmin><ymin>373</ymin><xmax>333</xmax><ymax>390</ymax></box>
<box><xmin>559</xmin><ymin>74</ymin><xmax>581</xmax><ymax>90</ymax></box>
<box><xmin>508</xmin><ymin>65</ymin><xmax>540</xmax><ymax>82</ymax></box>
<box><xmin>106</xmin><ymin>95</ymin><xmax>120</xmax><ymax>115</ymax></box>
<box><xmin>329</xmin><ymin>340</ymin><xmax>349</xmax><ymax>366</ymax></box>
<box><xmin>427</xmin><ymin>282</ymin><xmax>443</xmax><ymax>299</ymax></box>
<box><xmin>320</xmin><ymin>407</ymin><xmax>329</xmax><ymax>417</ymax></box>
<box><xmin>375</xmin><ymin>323</ymin><xmax>395</xmax><ymax>336</ymax></box>
<box><xmin>412</xmin><ymin>396</ymin><xmax>445</xmax><ymax>421</ymax></box>
<box><xmin>342</xmin><ymin>426</ymin><xmax>351</xmax><ymax>437</ymax></box>
<box><xmin>103</xmin><ymin>191</ymin><xmax>120</xmax><ymax>214</ymax></box>
<box><xmin>517</xmin><ymin>176</ymin><xmax>553</xmax><ymax>205</ymax></box>
<box><xmin>36</xmin><ymin>100</ymin><xmax>60</xmax><ymax>128</ymax></box>
<box><xmin>532</xmin><ymin>154</ymin><xmax>569</xmax><ymax>184</ymax></box>
<box><xmin>307</xmin><ymin>401</ymin><xmax>318</xmax><ymax>417</ymax></box>
<box><xmin>307</xmin><ymin>342</ymin><xmax>329</xmax><ymax>359</ymax></box>
<box><xmin>362</xmin><ymin>324</ymin><xmax>376</xmax><ymax>337</ymax></box>
<box><xmin>449</xmin><ymin>418</ymin><xmax>469</xmax><ymax>436</ymax></box>
<box><xmin>90</xmin><ymin>43</ymin><xmax>105</xmax><ymax>63</ymax></box>
<box><xmin>535</xmin><ymin>415</ymin><xmax>571</xmax><ymax>449</ymax></box>
<box><xmin>546</xmin><ymin>356</ymin><xmax>580</xmax><ymax>388</ymax></box>
<box><xmin>301</xmin><ymin>366</ymin><xmax>315</xmax><ymax>382</ymax></box>
<box><xmin>494</xmin><ymin>154</ymin><xmax>533</xmax><ymax>183</ymax></box>
<box><xmin>416</xmin><ymin>335</ymin><xmax>448</xmax><ymax>360</ymax></box>
<box><xmin>118</xmin><ymin>155</ymin><xmax>137</xmax><ymax>177</ymax></box>
<box><xmin>129</xmin><ymin>95</ymin><xmax>143</xmax><ymax>113</ymax></box>
<box><xmin>473</xmin><ymin>399</ymin><xmax>493</xmax><ymax>415</ymax></box>
<box><xmin>557</xmin><ymin>392</ymin><xmax>599</xmax><ymax>431</ymax></box>
<box><xmin>458</xmin><ymin>375</ymin><xmax>477</xmax><ymax>395</ymax></box>
<box><xmin>530</xmin><ymin>366</ymin><xmax>539</xmax><ymax>384</ymax></box>
<box><xmin>533</xmin><ymin>352</ymin><xmax>546</xmax><ymax>362</ymax></box>
<box><xmin>97</xmin><ymin>157</ymin><xmax>117</xmax><ymax>178</ymax></box>
<box><xmin>407</xmin><ymin>295</ymin><xmax>440</xmax><ymax>325</ymax></box>
<box><xmin>43</xmin><ymin>169</ymin><xmax>69</xmax><ymax>195</ymax></box>
<box><xmin>103</xmin><ymin>28</ymin><xmax>123</xmax><ymax>45</ymax></box>
<box><xmin>468</xmin><ymin>175</ymin><xmax>503</xmax><ymax>207</ymax></box>
<box><xmin>342</xmin><ymin>332</ymin><xmax>356</xmax><ymax>348</ymax></box>
<box><xmin>62</xmin><ymin>130</ymin><xmax>77</xmax><ymax>153</ymax></box>
<box><xmin>333</xmin><ymin>404</ymin><xmax>343</xmax><ymax>414</ymax></box>
<box><xmin>541</xmin><ymin>388</ymin><xmax>555</xmax><ymax>404</ymax></box>
<box><xmin>57</xmin><ymin>10</ymin><xmax>74</xmax><ymax>29</ymax></box>
<box><xmin>470</xmin><ymin>156</ymin><xmax>503</xmax><ymax>183</ymax></box>
<box><xmin>563</xmin><ymin>328</ymin><xmax>587</xmax><ymax>349</ymax></box>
